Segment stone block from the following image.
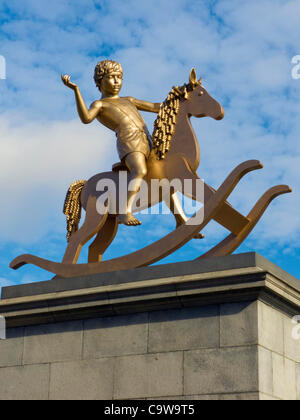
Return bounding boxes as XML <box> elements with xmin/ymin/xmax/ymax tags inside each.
<box><xmin>220</xmin><ymin>301</ymin><xmax>258</xmax><ymax>347</ymax></box>
<box><xmin>0</xmin><ymin>364</ymin><xmax>49</xmax><ymax>400</ymax></box>
<box><xmin>272</xmin><ymin>353</ymin><xmax>296</xmax><ymax>400</ymax></box>
<box><xmin>258</xmin><ymin>302</ymin><xmax>284</xmax><ymax>355</ymax></box>
<box><xmin>212</xmin><ymin>392</ymin><xmax>259</xmax><ymax>400</ymax></box>
<box><xmin>0</xmin><ymin>327</ymin><xmax>24</xmax><ymax>367</ymax></box>
<box><xmin>258</xmin><ymin>346</ymin><xmax>273</xmax><ymax>396</ymax></box>
<box><xmin>0</xmin><ymin>253</ymin><xmax>298</xmax><ymax>401</ymax></box>
<box><xmin>114</xmin><ymin>352</ymin><xmax>183</xmax><ymax>399</ymax></box>
<box><xmin>83</xmin><ymin>313</ymin><xmax>148</xmax><ymax>359</ymax></box>
<box><xmin>192</xmin><ymin>393</ymin><xmax>259</xmax><ymax>400</ymax></box>
<box><xmin>184</xmin><ymin>346</ymin><xmax>258</xmax><ymax>395</ymax></box>
<box><xmin>259</xmin><ymin>393</ymin><xmax>280</xmax><ymax>400</ymax></box>
<box><xmin>49</xmin><ymin>358</ymin><xmax>114</xmax><ymax>400</ymax></box>
<box><xmin>283</xmin><ymin>315</ymin><xmax>300</xmax><ymax>363</ymax></box>
<box><xmin>148</xmin><ymin>305</ymin><xmax>219</xmax><ymax>353</ymax></box>
<box><xmin>149</xmin><ymin>393</ymin><xmax>259</xmax><ymax>400</ymax></box>
<box><xmin>23</xmin><ymin>320</ymin><xmax>83</xmax><ymax>365</ymax></box>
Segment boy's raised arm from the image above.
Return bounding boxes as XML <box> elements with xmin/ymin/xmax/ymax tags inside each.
<box><xmin>61</xmin><ymin>74</ymin><xmax>102</xmax><ymax>124</ymax></box>
<box><xmin>130</xmin><ymin>97</ymin><xmax>161</xmax><ymax>113</ymax></box>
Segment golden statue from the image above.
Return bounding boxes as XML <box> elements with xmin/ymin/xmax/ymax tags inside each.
<box><xmin>62</xmin><ymin>60</ymin><xmax>161</xmax><ymax>226</ymax></box>
<box><xmin>10</xmin><ymin>63</ymin><xmax>291</xmax><ymax>278</ymax></box>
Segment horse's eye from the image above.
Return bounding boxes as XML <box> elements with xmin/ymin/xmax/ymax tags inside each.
<box><xmin>199</xmin><ymin>91</ymin><xmax>204</xmax><ymax>96</ymax></box>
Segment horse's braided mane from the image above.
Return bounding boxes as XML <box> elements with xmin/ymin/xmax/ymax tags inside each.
<box><xmin>152</xmin><ymin>83</ymin><xmax>192</xmax><ymax>160</ymax></box>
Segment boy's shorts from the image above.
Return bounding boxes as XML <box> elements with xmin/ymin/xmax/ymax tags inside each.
<box><xmin>117</xmin><ymin>128</ymin><xmax>152</xmax><ymax>161</ymax></box>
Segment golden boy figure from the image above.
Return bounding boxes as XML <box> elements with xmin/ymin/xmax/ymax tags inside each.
<box><xmin>62</xmin><ymin>60</ymin><xmax>160</xmax><ymax>226</ymax></box>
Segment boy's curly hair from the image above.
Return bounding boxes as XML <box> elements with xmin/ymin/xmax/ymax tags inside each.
<box><xmin>94</xmin><ymin>60</ymin><xmax>123</xmax><ymax>90</ymax></box>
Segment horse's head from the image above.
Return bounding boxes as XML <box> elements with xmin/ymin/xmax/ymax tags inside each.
<box><xmin>182</xmin><ymin>69</ymin><xmax>224</xmax><ymax>120</ymax></box>
<box><xmin>152</xmin><ymin>70</ymin><xmax>224</xmax><ymax>160</ymax></box>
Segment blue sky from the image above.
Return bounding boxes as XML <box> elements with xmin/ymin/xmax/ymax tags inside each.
<box><xmin>0</xmin><ymin>0</ymin><xmax>300</xmax><ymax>292</ymax></box>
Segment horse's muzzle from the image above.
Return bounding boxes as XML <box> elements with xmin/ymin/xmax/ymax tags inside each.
<box><xmin>215</xmin><ymin>105</ymin><xmax>225</xmax><ymax>120</ymax></box>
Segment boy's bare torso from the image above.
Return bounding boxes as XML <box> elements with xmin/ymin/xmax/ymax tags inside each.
<box><xmin>96</xmin><ymin>96</ymin><xmax>146</xmax><ymax>132</ymax></box>
<box><xmin>94</xmin><ymin>96</ymin><xmax>153</xmax><ymax>161</ymax></box>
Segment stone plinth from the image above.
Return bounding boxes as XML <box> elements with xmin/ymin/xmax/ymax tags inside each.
<box><xmin>0</xmin><ymin>252</ymin><xmax>299</xmax><ymax>400</ymax></box>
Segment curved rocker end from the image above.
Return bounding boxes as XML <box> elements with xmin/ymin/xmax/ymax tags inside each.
<box><xmin>278</xmin><ymin>185</ymin><xmax>292</xmax><ymax>195</ymax></box>
<box><xmin>245</xmin><ymin>160</ymin><xmax>263</xmax><ymax>170</ymax></box>
<box><xmin>250</xmin><ymin>160</ymin><xmax>263</xmax><ymax>170</ymax></box>
<box><xmin>258</xmin><ymin>161</ymin><xmax>264</xmax><ymax>169</ymax></box>
<box><xmin>10</xmin><ymin>255</ymin><xmax>30</xmax><ymax>270</ymax></box>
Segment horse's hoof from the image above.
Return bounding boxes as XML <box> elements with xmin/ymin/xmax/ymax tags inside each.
<box><xmin>176</xmin><ymin>223</ymin><xmax>204</xmax><ymax>239</ymax></box>
<box><xmin>193</xmin><ymin>233</ymin><xmax>205</xmax><ymax>239</ymax></box>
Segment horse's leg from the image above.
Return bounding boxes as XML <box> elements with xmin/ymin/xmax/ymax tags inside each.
<box><xmin>165</xmin><ymin>192</ymin><xmax>204</xmax><ymax>239</ymax></box>
<box><xmin>180</xmin><ymin>173</ymin><xmax>252</xmax><ymax>235</ymax></box>
<box><xmin>88</xmin><ymin>216</ymin><xmax>119</xmax><ymax>263</ymax></box>
<box><xmin>164</xmin><ymin>192</ymin><xmax>187</xmax><ymax>226</ymax></box>
<box><xmin>157</xmin><ymin>155</ymin><xmax>204</xmax><ymax>238</ymax></box>
<box><xmin>154</xmin><ymin>154</ymin><xmax>246</xmax><ymax>236</ymax></box>
<box><xmin>62</xmin><ymin>196</ymin><xmax>109</xmax><ymax>264</ymax></box>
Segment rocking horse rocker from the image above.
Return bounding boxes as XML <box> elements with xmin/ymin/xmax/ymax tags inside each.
<box><xmin>10</xmin><ymin>65</ymin><xmax>291</xmax><ymax>278</ymax></box>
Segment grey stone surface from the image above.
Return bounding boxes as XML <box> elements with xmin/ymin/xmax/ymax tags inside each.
<box><xmin>258</xmin><ymin>301</ymin><xmax>284</xmax><ymax>355</ymax></box>
<box><xmin>2</xmin><ymin>252</ymin><xmax>257</xmax><ymax>299</ymax></box>
<box><xmin>220</xmin><ymin>301</ymin><xmax>258</xmax><ymax>347</ymax></box>
<box><xmin>23</xmin><ymin>320</ymin><xmax>83</xmax><ymax>365</ymax></box>
<box><xmin>83</xmin><ymin>313</ymin><xmax>148</xmax><ymax>358</ymax></box>
<box><xmin>0</xmin><ymin>364</ymin><xmax>49</xmax><ymax>400</ymax></box>
<box><xmin>190</xmin><ymin>393</ymin><xmax>259</xmax><ymax>400</ymax></box>
<box><xmin>283</xmin><ymin>315</ymin><xmax>300</xmax><ymax>363</ymax></box>
<box><xmin>0</xmin><ymin>254</ymin><xmax>299</xmax><ymax>401</ymax></box>
<box><xmin>1</xmin><ymin>253</ymin><xmax>299</xmax><ymax>329</ymax></box>
<box><xmin>184</xmin><ymin>346</ymin><xmax>258</xmax><ymax>395</ymax></box>
<box><xmin>3</xmin><ymin>252</ymin><xmax>299</xmax><ymax>300</ymax></box>
<box><xmin>209</xmin><ymin>392</ymin><xmax>259</xmax><ymax>400</ymax></box>
<box><xmin>272</xmin><ymin>353</ymin><xmax>296</xmax><ymax>400</ymax></box>
<box><xmin>148</xmin><ymin>306</ymin><xmax>219</xmax><ymax>353</ymax></box>
<box><xmin>114</xmin><ymin>352</ymin><xmax>183</xmax><ymax>399</ymax></box>
<box><xmin>149</xmin><ymin>393</ymin><xmax>259</xmax><ymax>400</ymax></box>
<box><xmin>49</xmin><ymin>358</ymin><xmax>114</xmax><ymax>400</ymax></box>
<box><xmin>258</xmin><ymin>346</ymin><xmax>273</xmax><ymax>396</ymax></box>
<box><xmin>259</xmin><ymin>393</ymin><xmax>280</xmax><ymax>400</ymax></box>
<box><xmin>0</xmin><ymin>327</ymin><xmax>24</xmax><ymax>368</ymax></box>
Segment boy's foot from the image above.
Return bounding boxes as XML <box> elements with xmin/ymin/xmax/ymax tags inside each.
<box><xmin>118</xmin><ymin>213</ymin><xmax>142</xmax><ymax>226</ymax></box>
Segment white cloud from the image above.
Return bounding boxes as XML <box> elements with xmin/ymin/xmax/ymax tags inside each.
<box><xmin>0</xmin><ymin>277</ymin><xmax>15</xmax><ymax>288</ymax></box>
<box><xmin>0</xmin><ymin>115</ymin><xmax>116</xmax><ymax>243</ymax></box>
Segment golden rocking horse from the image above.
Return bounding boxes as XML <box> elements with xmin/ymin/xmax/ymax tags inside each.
<box><xmin>10</xmin><ymin>69</ymin><xmax>291</xmax><ymax>278</ymax></box>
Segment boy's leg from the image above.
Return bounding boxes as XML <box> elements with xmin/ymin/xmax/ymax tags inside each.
<box><xmin>118</xmin><ymin>152</ymin><xmax>147</xmax><ymax>226</ymax></box>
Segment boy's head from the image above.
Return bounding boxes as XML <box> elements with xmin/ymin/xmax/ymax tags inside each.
<box><xmin>94</xmin><ymin>60</ymin><xmax>123</xmax><ymax>93</ymax></box>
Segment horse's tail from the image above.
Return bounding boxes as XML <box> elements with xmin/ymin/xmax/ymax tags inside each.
<box><xmin>63</xmin><ymin>180</ymin><xmax>87</xmax><ymax>242</ymax></box>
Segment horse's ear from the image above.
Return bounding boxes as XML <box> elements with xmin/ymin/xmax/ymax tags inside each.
<box><xmin>189</xmin><ymin>68</ymin><xmax>197</xmax><ymax>86</ymax></box>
